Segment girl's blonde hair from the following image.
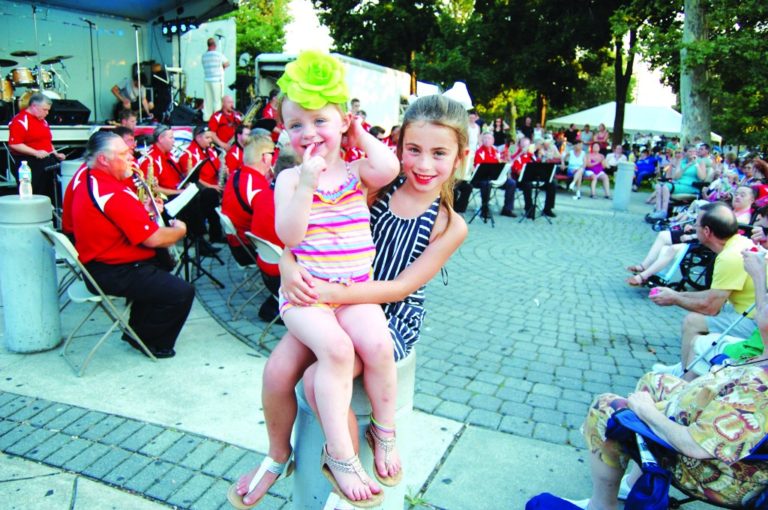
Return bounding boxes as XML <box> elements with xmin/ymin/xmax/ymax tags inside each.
<box><xmin>397</xmin><ymin>95</ymin><xmax>469</xmax><ymax>234</ymax></box>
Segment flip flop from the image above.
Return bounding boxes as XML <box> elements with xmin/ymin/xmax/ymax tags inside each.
<box><xmin>365</xmin><ymin>423</ymin><xmax>403</xmax><ymax>487</ymax></box>
<box><xmin>626</xmin><ymin>264</ymin><xmax>644</xmax><ymax>273</ymax></box>
<box><xmin>227</xmin><ymin>453</ymin><xmax>294</xmax><ymax>509</ymax></box>
<box><xmin>626</xmin><ymin>274</ymin><xmax>648</xmax><ymax>287</ymax></box>
<box><xmin>320</xmin><ymin>445</ymin><xmax>384</xmax><ymax>509</ymax></box>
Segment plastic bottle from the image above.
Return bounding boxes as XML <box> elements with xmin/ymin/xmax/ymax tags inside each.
<box><xmin>18</xmin><ymin>161</ymin><xmax>33</xmax><ymax>199</ymax></box>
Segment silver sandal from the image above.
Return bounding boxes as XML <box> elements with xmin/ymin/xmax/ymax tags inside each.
<box><xmin>320</xmin><ymin>444</ymin><xmax>384</xmax><ymax>508</ymax></box>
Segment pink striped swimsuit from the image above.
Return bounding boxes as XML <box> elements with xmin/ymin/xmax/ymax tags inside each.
<box><xmin>280</xmin><ymin>169</ymin><xmax>375</xmax><ymax>315</ymax></box>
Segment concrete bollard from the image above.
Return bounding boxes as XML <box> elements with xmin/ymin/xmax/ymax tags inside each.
<box><xmin>0</xmin><ymin>195</ymin><xmax>61</xmax><ymax>352</ymax></box>
<box><xmin>612</xmin><ymin>161</ymin><xmax>635</xmax><ymax>212</ymax></box>
<box><xmin>60</xmin><ymin>159</ymin><xmax>84</xmax><ymax>192</ymax></box>
<box><xmin>293</xmin><ymin>351</ymin><xmax>416</xmax><ymax>509</ymax></box>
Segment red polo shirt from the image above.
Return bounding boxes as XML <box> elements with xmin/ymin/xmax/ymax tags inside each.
<box><xmin>139</xmin><ymin>144</ymin><xmax>184</xmax><ymax>190</ymax></box>
<box><xmin>225</xmin><ymin>142</ymin><xmax>244</xmax><ymax>173</ymax></box>
<box><xmin>8</xmin><ymin>110</ymin><xmax>54</xmax><ymax>154</ymax></box>
<box><xmin>221</xmin><ymin>165</ymin><xmax>260</xmax><ymax>244</ymax></box>
<box><xmin>208</xmin><ymin>109</ymin><xmax>243</xmax><ymax>145</ymax></box>
<box><xmin>247</xmin><ymin>173</ymin><xmax>283</xmax><ymax>277</ymax></box>
<box><xmin>344</xmin><ymin>146</ymin><xmax>365</xmax><ymax>163</ymax></box>
<box><xmin>474</xmin><ymin>146</ymin><xmax>500</xmax><ymax>165</ymax></box>
<box><xmin>72</xmin><ymin>168</ymin><xmax>158</xmax><ymax>264</ymax></box>
<box><xmin>61</xmin><ymin>162</ymin><xmax>88</xmax><ymax>234</ymax></box>
<box><xmin>179</xmin><ymin>141</ymin><xmax>220</xmax><ymax>186</ymax></box>
<box><xmin>511</xmin><ymin>151</ymin><xmax>538</xmax><ymax>179</ymax></box>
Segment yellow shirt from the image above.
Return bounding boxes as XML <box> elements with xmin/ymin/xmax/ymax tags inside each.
<box><xmin>711</xmin><ymin>235</ymin><xmax>754</xmax><ymax>315</ymax></box>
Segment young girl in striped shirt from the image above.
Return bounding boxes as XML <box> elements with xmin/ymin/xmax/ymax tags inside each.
<box><xmin>271</xmin><ymin>51</ymin><xmax>400</xmax><ymax>507</ymax></box>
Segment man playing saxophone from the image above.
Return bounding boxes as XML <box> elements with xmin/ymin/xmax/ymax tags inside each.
<box><xmin>208</xmin><ymin>95</ymin><xmax>242</xmax><ymax>150</ymax></box>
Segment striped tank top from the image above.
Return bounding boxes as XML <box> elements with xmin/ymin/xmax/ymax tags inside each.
<box><xmin>371</xmin><ymin>177</ymin><xmax>440</xmax><ymax>361</ymax></box>
<box><xmin>292</xmin><ymin>169</ymin><xmax>375</xmax><ymax>284</ymax></box>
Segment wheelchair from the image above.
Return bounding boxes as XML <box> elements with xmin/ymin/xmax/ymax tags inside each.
<box><xmin>646</xmin><ymin>242</ymin><xmax>715</xmax><ymax>291</ymax></box>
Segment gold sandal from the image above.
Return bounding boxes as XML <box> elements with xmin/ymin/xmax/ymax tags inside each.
<box><xmin>227</xmin><ymin>453</ymin><xmax>294</xmax><ymax>509</ymax></box>
<box><xmin>320</xmin><ymin>445</ymin><xmax>384</xmax><ymax>508</ymax></box>
<box><xmin>365</xmin><ymin>417</ymin><xmax>403</xmax><ymax>487</ymax></box>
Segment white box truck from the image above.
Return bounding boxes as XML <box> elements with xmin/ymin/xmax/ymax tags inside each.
<box><xmin>255</xmin><ymin>53</ymin><xmax>438</xmax><ymax>131</ymax></box>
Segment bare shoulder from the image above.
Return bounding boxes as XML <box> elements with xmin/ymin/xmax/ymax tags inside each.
<box><xmin>431</xmin><ymin>206</ymin><xmax>468</xmax><ymax>243</ymax></box>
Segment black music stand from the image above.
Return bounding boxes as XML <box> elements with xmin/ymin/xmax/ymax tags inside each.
<box><xmin>518</xmin><ymin>162</ymin><xmax>555</xmax><ymax>224</ymax></box>
<box><xmin>468</xmin><ymin>163</ymin><xmax>506</xmax><ymax>227</ymax></box>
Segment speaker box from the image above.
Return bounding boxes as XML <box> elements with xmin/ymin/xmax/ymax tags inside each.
<box><xmin>0</xmin><ymin>101</ymin><xmax>13</xmax><ymax>125</ymax></box>
<box><xmin>48</xmin><ymin>99</ymin><xmax>91</xmax><ymax>125</ymax></box>
<box><xmin>169</xmin><ymin>105</ymin><xmax>203</xmax><ymax>126</ymax></box>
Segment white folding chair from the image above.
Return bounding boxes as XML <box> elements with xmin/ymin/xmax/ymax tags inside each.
<box><xmin>214</xmin><ymin>207</ymin><xmax>261</xmax><ymax>319</ymax></box>
<box><xmin>39</xmin><ymin>226</ymin><xmax>157</xmax><ymax>376</ymax></box>
<box><xmin>245</xmin><ymin>232</ymin><xmax>284</xmax><ymax>346</ymax></box>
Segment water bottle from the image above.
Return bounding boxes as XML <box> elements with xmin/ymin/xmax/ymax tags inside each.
<box><xmin>18</xmin><ymin>161</ymin><xmax>33</xmax><ymax>199</ymax></box>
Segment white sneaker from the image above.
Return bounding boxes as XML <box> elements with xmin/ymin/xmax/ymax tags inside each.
<box><xmin>568</xmin><ymin>181</ymin><xmax>576</xmax><ymax>191</ymax></box>
<box><xmin>572</xmin><ymin>190</ymin><xmax>581</xmax><ymax>200</ymax></box>
<box><xmin>652</xmin><ymin>362</ymin><xmax>684</xmax><ymax>377</ymax></box>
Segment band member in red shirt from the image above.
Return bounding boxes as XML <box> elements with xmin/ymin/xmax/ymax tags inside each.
<box><xmin>225</xmin><ymin>124</ymin><xmax>251</xmax><ymax>174</ymax></box>
<box><xmin>502</xmin><ymin>137</ymin><xmax>557</xmax><ymax>218</ymax></box>
<box><xmin>139</xmin><ymin>125</ymin><xmax>223</xmax><ymax>251</ymax></box>
<box><xmin>208</xmin><ymin>95</ymin><xmax>243</xmax><ymax>149</ymax></box>
<box><xmin>71</xmin><ymin>131</ymin><xmax>192</xmax><ymax>358</ymax></box>
<box><xmin>8</xmin><ymin>93</ymin><xmax>66</xmax><ymax>203</ymax></box>
<box><xmin>472</xmin><ymin>132</ymin><xmax>501</xmax><ymax>219</ymax></box>
<box><xmin>260</xmin><ymin>89</ymin><xmax>282</xmax><ymax>143</ymax></box>
<box><xmin>179</xmin><ymin>126</ymin><xmax>222</xmax><ymax>192</ymax></box>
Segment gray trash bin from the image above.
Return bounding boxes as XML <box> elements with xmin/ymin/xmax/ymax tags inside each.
<box><xmin>612</xmin><ymin>162</ymin><xmax>635</xmax><ymax>212</ymax></box>
<box><xmin>0</xmin><ymin>195</ymin><xmax>61</xmax><ymax>352</ymax></box>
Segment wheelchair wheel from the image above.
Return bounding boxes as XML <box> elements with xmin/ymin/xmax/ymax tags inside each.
<box><xmin>680</xmin><ymin>244</ymin><xmax>715</xmax><ymax>291</ymax></box>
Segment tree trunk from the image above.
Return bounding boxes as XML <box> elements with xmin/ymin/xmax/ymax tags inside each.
<box><xmin>539</xmin><ymin>93</ymin><xmax>548</xmax><ymax>127</ymax></box>
<box><xmin>680</xmin><ymin>0</ymin><xmax>711</xmax><ymax>145</ymax></box>
<box><xmin>613</xmin><ymin>29</ymin><xmax>636</xmax><ymax>148</ymax></box>
<box><xmin>409</xmin><ymin>50</ymin><xmax>417</xmax><ymax>95</ymax></box>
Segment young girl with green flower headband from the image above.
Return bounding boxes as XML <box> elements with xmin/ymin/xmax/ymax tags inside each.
<box><xmin>229</xmin><ymin>50</ymin><xmax>401</xmax><ymax>509</ymax></box>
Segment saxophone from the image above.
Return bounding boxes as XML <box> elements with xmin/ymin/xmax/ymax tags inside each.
<box><xmin>241</xmin><ymin>97</ymin><xmax>263</xmax><ymax>128</ymax></box>
<box><xmin>216</xmin><ymin>147</ymin><xmax>228</xmax><ymax>190</ymax></box>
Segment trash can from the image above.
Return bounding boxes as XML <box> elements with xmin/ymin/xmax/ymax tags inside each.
<box><xmin>0</xmin><ymin>195</ymin><xmax>61</xmax><ymax>352</ymax></box>
<box><xmin>293</xmin><ymin>351</ymin><xmax>416</xmax><ymax>509</ymax></box>
<box><xmin>612</xmin><ymin>162</ymin><xmax>635</xmax><ymax>212</ymax></box>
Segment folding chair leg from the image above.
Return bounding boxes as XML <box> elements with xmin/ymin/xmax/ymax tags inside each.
<box><xmin>60</xmin><ymin>302</ymin><xmax>100</xmax><ymax>357</ymax></box>
<box><xmin>233</xmin><ymin>286</ymin><xmax>266</xmax><ymax>321</ymax></box>
<box><xmin>72</xmin><ymin>319</ymin><xmax>122</xmax><ymax>377</ymax></box>
<box><xmin>110</xmin><ymin>303</ymin><xmax>158</xmax><ymax>362</ymax></box>
<box><xmin>226</xmin><ymin>269</ymin><xmax>260</xmax><ymax>317</ymax></box>
<box><xmin>258</xmin><ymin>314</ymin><xmax>281</xmax><ymax>348</ymax></box>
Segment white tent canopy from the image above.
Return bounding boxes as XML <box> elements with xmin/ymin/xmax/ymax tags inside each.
<box><xmin>547</xmin><ymin>102</ymin><xmax>722</xmax><ymax>144</ymax></box>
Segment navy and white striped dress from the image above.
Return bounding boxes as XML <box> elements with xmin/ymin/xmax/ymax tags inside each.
<box><xmin>370</xmin><ymin>177</ymin><xmax>440</xmax><ymax>361</ymax></box>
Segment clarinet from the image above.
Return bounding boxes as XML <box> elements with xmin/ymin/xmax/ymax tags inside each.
<box><xmin>131</xmin><ymin>167</ymin><xmax>181</xmax><ymax>270</ymax></box>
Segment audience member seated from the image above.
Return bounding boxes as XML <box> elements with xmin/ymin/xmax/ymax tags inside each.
<box><xmin>632</xmin><ymin>148</ymin><xmax>658</xmax><ymax>191</ymax></box>
<box><xmin>650</xmin><ymin>203</ymin><xmax>757</xmax><ymax>379</ymax></box>
<box><xmin>565</xmin><ymin>141</ymin><xmax>587</xmax><ymax>199</ymax></box>
<box><xmin>731</xmin><ymin>185</ymin><xmax>756</xmax><ymax>224</ymax></box>
<box><xmin>593</xmin><ymin>123</ymin><xmax>610</xmax><ymax>154</ymax></box>
<box><xmin>582</xmin><ymin>142</ymin><xmax>611</xmax><ymax>199</ymax></box>
<box><xmin>647</xmin><ymin>146</ymin><xmax>707</xmax><ymax>221</ymax></box>
<box><xmin>72</xmin><ymin>131</ymin><xmax>192</xmax><ymax>358</ymax></box>
<box><xmin>579</xmin><ymin>124</ymin><xmax>593</xmax><ymax>145</ymax></box>
<box><xmin>603</xmin><ymin>144</ymin><xmax>627</xmax><ymax>176</ymax></box>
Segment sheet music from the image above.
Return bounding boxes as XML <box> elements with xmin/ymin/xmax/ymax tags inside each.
<box><xmin>177</xmin><ymin>158</ymin><xmax>208</xmax><ymax>190</ymax></box>
<box><xmin>165</xmin><ymin>184</ymin><xmax>199</xmax><ymax>218</ymax></box>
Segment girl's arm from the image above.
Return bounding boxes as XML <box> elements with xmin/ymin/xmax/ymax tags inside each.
<box><xmin>274</xmin><ymin>154</ymin><xmax>323</xmax><ymax>247</ymax></box>
<box><xmin>348</xmin><ymin>116</ymin><xmax>400</xmax><ymax>191</ymax></box>
<box><xmin>317</xmin><ymin>210</ymin><xmax>468</xmax><ymax>304</ymax></box>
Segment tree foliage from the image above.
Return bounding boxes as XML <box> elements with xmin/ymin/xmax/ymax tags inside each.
<box><xmin>220</xmin><ymin>0</ymin><xmax>290</xmax><ymax>76</ymax></box>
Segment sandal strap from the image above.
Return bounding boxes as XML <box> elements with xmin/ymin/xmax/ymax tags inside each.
<box><xmin>322</xmin><ymin>446</ymin><xmax>370</xmax><ymax>484</ymax></box>
<box><xmin>367</xmin><ymin>425</ymin><xmax>397</xmax><ymax>468</ymax></box>
<box><xmin>248</xmin><ymin>453</ymin><xmax>293</xmax><ymax>493</ymax></box>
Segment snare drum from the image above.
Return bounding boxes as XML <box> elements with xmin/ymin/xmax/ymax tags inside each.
<box><xmin>36</xmin><ymin>68</ymin><xmax>53</xmax><ymax>87</ymax></box>
<box><xmin>11</xmin><ymin>67</ymin><xmax>35</xmax><ymax>86</ymax></box>
<box><xmin>1</xmin><ymin>78</ymin><xmax>13</xmax><ymax>102</ymax></box>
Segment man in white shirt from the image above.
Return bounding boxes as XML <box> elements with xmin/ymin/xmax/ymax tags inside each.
<box><xmin>201</xmin><ymin>38</ymin><xmax>230</xmax><ymax>121</ymax></box>
<box><xmin>604</xmin><ymin>144</ymin><xmax>628</xmax><ymax>175</ymax></box>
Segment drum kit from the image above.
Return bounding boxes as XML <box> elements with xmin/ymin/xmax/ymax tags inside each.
<box><xmin>1</xmin><ymin>50</ymin><xmax>71</xmax><ymax>111</ymax></box>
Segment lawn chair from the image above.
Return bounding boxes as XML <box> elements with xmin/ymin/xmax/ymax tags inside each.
<box><xmin>245</xmin><ymin>232</ymin><xmax>283</xmax><ymax>346</ymax></box>
<box><xmin>606</xmin><ymin>408</ymin><xmax>768</xmax><ymax>509</ymax></box>
<box><xmin>214</xmin><ymin>207</ymin><xmax>260</xmax><ymax>319</ymax></box>
<box><xmin>39</xmin><ymin>226</ymin><xmax>157</xmax><ymax>376</ymax></box>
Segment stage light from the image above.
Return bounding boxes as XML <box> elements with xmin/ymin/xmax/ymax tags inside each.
<box><xmin>171</xmin><ymin>25</ymin><xmax>177</xmax><ymax>34</ymax></box>
<box><xmin>180</xmin><ymin>23</ymin><xmax>187</xmax><ymax>31</ymax></box>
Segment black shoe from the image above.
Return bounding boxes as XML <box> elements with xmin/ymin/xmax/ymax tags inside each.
<box><xmin>525</xmin><ymin>211</ymin><xmax>535</xmax><ymax>219</ymax></box>
<box><xmin>480</xmin><ymin>207</ymin><xmax>491</xmax><ymax>220</ymax></box>
<box><xmin>198</xmin><ymin>240</ymin><xmax>222</xmax><ymax>256</ymax></box>
<box><xmin>500</xmin><ymin>209</ymin><xmax>517</xmax><ymax>218</ymax></box>
<box><xmin>122</xmin><ymin>336</ymin><xmax>175</xmax><ymax>358</ymax></box>
<box><xmin>542</xmin><ymin>210</ymin><xmax>557</xmax><ymax>218</ymax></box>
<box><xmin>210</xmin><ymin>236</ymin><xmax>227</xmax><ymax>245</ymax></box>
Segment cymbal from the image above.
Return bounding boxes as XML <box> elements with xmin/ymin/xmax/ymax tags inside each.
<box><xmin>10</xmin><ymin>50</ymin><xmax>37</xmax><ymax>57</ymax></box>
<box><xmin>41</xmin><ymin>57</ymin><xmax>61</xmax><ymax>65</ymax></box>
<box><xmin>53</xmin><ymin>55</ymin><xmax>72</xmax><ymax>60</ymax></box>
<box><xmin>0</xmin><ymin>59</ymin><xmax>18</xmax><ymax>67</ymax></box>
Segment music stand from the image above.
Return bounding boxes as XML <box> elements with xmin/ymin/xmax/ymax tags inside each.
<box><xmin>468</xmin><ymin>163</ymin><xmax>506</xmax><ymax>227</ymax></box>
<box><xmin>177</xmin><ymin>158</ymin><xmax>206</xmax><ymax>189</ymax></box>
<box><xmin>518</xmin><ymin>162</ymin><xmax>555</xmax><ymax>224</ymax></box>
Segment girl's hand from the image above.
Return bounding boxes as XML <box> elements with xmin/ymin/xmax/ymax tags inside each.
<box><xmin>345</xmin><ymin>114</ymin><xmax>368</xmax><ymax>149</ymax></box>
<box><xmin>751</xmin><ymin>226</ymin><xmax>768</xmax><ymax>246</ymax></box>
<box><xmin>281</xmin><ymin>264</ymin><xmax>319</xmax><ymax>306</ymax></box>
<box><xmin>742</xmin><ymin>248</ymin><xmax>767</xmax><ymax>280</ymax></box>
<box><xmin>298</xmin><ymin>143</ymin><xmax>326</xmax><ymax>190</ymax></box>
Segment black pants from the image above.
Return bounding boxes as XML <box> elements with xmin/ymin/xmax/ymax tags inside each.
<box><xmin>452</xmin><ymin>181</ymin><xmax>473</xmax><ymax>213</ymax></box>
<box><xmin>520</xmin><ymin>181</ymin><xmax>556</xmax><ymax>213</ymax></box>
<box><xmin>169</xmin><ymin>185</ymin><xmax>222</xmax><ymax>240</ymax></box>
<box><xmin>86</xmin><ymin>259</ymin><xmax>195</xmax><ymax>351</ymax></box>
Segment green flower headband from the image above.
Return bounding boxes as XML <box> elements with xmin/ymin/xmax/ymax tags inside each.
<box><xmin>277</xmin><ymin>51</ymin><xmax>349</xmax><ymax>110</ymax></box>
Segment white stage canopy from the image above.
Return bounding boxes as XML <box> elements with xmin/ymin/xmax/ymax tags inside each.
<box><xmin>548</xmin><ymin>102</ymin><xmax>722</xmax><ymax>144</ymax></box>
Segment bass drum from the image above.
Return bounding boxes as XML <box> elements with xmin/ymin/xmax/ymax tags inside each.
<box><xmin>1</xmin><ymin>78</ymin><xmax>13</xmax><ymax>102</ymax></box>
<box><xmin>18</xmin><ymin>89</ymin><xmax>60</xmax><ymax>110</ymax></box>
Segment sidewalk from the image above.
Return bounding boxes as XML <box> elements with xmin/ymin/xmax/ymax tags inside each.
<box><xmin>0</xmin><ymin>186</ymin><xmax>714</xmax><ymax>509</ymax></box>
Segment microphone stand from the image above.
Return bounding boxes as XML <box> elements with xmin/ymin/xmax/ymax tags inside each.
<box><xmin>132</xmin><ymin>24</ymin><xmax>143</xmax><ymax>124</ymax></box>
<box><xmin>83</xmin><ymin>18</ymin><xmax>98</xmax><ymax>121</ymax></box>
